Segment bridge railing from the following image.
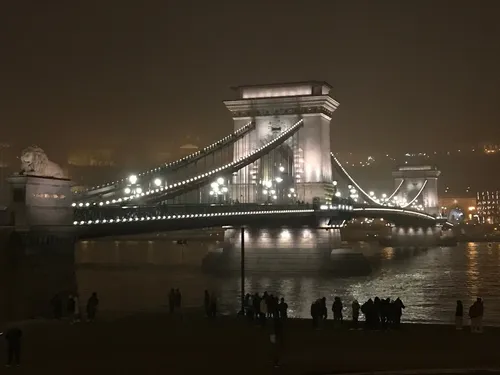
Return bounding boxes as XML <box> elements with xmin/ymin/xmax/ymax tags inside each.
<box><xmin>73</xmin><ymin>202</ymin><xmax>315</xmax><ymax>222</ymax></box>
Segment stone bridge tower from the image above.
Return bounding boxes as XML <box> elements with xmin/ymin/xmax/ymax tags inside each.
<box><xmin>392</xmin><ymin>165</ymin><xmax>441</xmax><ymax>216</ymax></box>
<box><xmin>224</xmin><ymin>81</ymin><xmax>339</xmax><ymax>204</ymax></box>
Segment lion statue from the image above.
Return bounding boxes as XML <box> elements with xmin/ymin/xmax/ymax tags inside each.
<box><xmin>20</xmin><ymin>146</ymin><xmax>65</xmax><ymax>178</ymax></box>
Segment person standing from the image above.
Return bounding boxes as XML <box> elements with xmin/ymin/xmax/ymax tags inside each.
<box><xmin>476</xmin><ymin>298</ymin><xmax>484</xmax><ymax>333</ymax></box>
<box><xmin>175</xmin><ymin>289</ymin><xmax>182</xmax><ymax>312</ymax></box>
<box><xmin>270</xmin><ymin>315</ymin><xmax>283</xmax><ymax>368</ymax></box>
<box><xmin>67</xmin><ymin>294</ymin><xmax>75</xmax><ymax>321</ymax></box>
<box><xmin>86</xmin><ymin>292</ymin><xmax>99</xmax><ymax>322</ymax></box>
<box><xmin>352</xmin><ymin>300</ymin><xmax>360</xmax><ymax>328</ymax></box>
<box><xmin>455</xmin><ymin>300</ymin><xmax>463</xmax><ymax>330</ymax></box>
<box><xmin>209</xmin><ymin>291</ymin><xmax>217</xmax><ymax>318</ymax></box>
<box><xmin>73</xmin><ymin>294</ymin><xmax>81</xmax><ymax>323</ymax></box>
<box><xmin>5</xmin><ymin>327</ymin><xmax>22</xmax><ymax>367</ymax></box>
<box><xmin>204</xmin><ymin>290</ymin><xmax>210</xmax><ymax>317</ymax></box>
<box><xmin>169</xmin><ymin>289</ymin><xmax>175</xmax><ymax>313</ymax></box>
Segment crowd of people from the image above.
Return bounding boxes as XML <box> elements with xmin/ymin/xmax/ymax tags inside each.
<box><xmin>455</xmin><ymin>298</ymin><xmax>484</xmax><ymax>332</ymax></box>
<box><xmin>310</xmin><ymin>296</ymin><xmax>406</xmax><ymax>329</ymax></box>
<box><xmin>242</xmin><ymin>292</ymin><xmax>289</xmax><ymax>324</ymax></box>
<box><xmin>50</xmin><ymin>292</ymin><xmax>99</xmax><ymax>323</ymax></box>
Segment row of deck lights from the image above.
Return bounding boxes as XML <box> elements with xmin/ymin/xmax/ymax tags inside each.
<box><xmin>73</xmin><ymin>208</ymin><xmax>315</xmax><ymax>225</ymax></box>
<box><xmin>78</xmin><ymin>120</ymin><xmax>303</xmax><ymax>207</ymax></box>
<box><xmin>81</xmin><ymin>121</ymin><xmax>254</xmax><ymax>193</ymax></box>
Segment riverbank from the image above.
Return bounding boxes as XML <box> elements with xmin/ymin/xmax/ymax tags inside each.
<box><xmin>2</xmin><ymin>312</ymin><xmax>500</xmax><ymax>374</ymax></box>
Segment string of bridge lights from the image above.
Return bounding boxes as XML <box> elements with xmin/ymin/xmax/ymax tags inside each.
<box><xmin>73</xmin><ymin>119</ymin><xmax>304</xmax><ymax>207</ymax></box>
<box><xmin>73</xmin><ymin>208</ymin><xmax>316</xmax><ymax>225</ymax></box>
<box><xmin>78</xmin><ymin>121</ymin><xmax>255</xmax><ymax>194</ymax></box>
<box><xmin>73</xmin><ymin>205</ymin><xmax>446</xmax><ymax>227</ymax></box>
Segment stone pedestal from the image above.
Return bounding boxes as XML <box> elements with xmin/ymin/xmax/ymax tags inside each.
<box><xmin>0</xmin><ymin>175</ymin><xmax>77</xmax><ymax>323</ymax></box>
<box><xmin>202</xmin><ymin>227</ymin><xmax>370</xmax><ymax>275</ymax></box>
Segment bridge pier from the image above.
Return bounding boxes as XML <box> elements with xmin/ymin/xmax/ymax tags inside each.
<box><xmin>0</xmin><ymin>175</ymin><xmax>77</xmax><ymax>323</ymax></box>
<box><xmin>203</xmin><ymin>227</ymin><xmax>371</xmax><ymax>275</ymax></box>
<box><xmin>379</xmin><ymin>225</ymin><xmax>457</xmax><ymax>248</ymax></box>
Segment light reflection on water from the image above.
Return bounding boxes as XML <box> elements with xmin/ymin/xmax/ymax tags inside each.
<box><xmin>75</xmin><ymin>241</ymin><xmax>500</xmax><ymax>325</ymax></box>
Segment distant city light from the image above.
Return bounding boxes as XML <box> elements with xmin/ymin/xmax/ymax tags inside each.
<box><xmin>154</xmin><ymin>178</ymin><xmax>162</xmax><ymax>187</ymax></box>
<box><xmin>217</xmin><ymin>177</ymin><xmax>224</xmax><ymax>185</ymax></box>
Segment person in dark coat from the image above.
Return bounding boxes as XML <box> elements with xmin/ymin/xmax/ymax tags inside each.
<box><xmin>4</xmin><ymin>327</ymin><xmax>22</xmax><ymax>367</ymax></box>
<box><xmin>455</xmin><ymin>300</ymin><xmax>463</xmax><ymax>330</ymax></box>
<box><xmin>86</xmin><ymin>292</ymin><xmax>99</xmax><ymax>322</ymax></box>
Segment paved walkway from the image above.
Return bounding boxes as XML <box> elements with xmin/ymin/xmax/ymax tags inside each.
<box><xmin>1</xmin><ymin>313</ymin><xmax>499</xmax><ymax>374</ymax></box>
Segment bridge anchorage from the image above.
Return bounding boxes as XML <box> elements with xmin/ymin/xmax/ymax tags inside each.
<box><xmin>1</xmin><ymin>81</ymin><xmax>457</xmax><ymax>319</ymax></box>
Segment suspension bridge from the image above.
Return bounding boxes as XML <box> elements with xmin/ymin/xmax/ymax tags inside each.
<box><xmin>4</xmin><ymin>81</ymin><xmax>455</xmax><ymax>271</ymax></box>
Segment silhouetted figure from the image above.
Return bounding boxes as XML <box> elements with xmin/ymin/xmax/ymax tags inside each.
<box><xmin>86</xmin><ymin>292</ymin><xmax>99</xmax><ymax>322</ymax></box>
<box><xmin>260</xmin><ymin>294</ymin><xmax>268</xmax><ymax>325</ymax></box>
<box><xmin>380</xmin><ymin>298</ymin><xmax>390</xmax><ymax>328</ymax></box>
<box><xmin>332</xmin><ymin>297</ymin><xmax>343</xmax><ymax>323</ymax></box>
<box><xmin>476</xmin><ymin>298</ymin><xmax>484</xmax><ymax>333</ymax></box>
<box><xmin>373</xmin><ymin>297</ymin><xmax>381</xmax><ymax>328</ymax></box>
<box><xmin>245</xmin><ymin>294</ymin><xmax>254</xmax><ymax>321</ymax></box>
<box><xmin>271</xmin><ymin>315</ymin><xmax>284</xmax><ymax>368</ymax></box>
<box><xmin>169</xmin><ymin>289</ymin><xmax>175</xmax><ymax>313</ymax></box>
<box><xmin>311</xmin><ymin>301</ymin><xmax>319</xmax><ymax>329</ymax></box>
<box><xmin>204</xmin><ymin>290</ymin><xmax>210</xmax><ymax>317</ymax></box>
<box><xmin>73</xmin><ymin>294</ymin><xmax>81</xmax><ymax>323</ymax></box>
<box><xmin>174</xmin><ymin>289</ymin><xmax>182</xmax><ymax>310</ymax></box>
<box><xmin>361</xmin><ymin>299</ymin><xmax>375</xmax><ymax>329</ymax></box>
<box><xmin>51</xmin><ymin>294</ymin><xmax>62</xmax><ymax>319</ymax></box>
<box><xmin>253</xmin><ymin>293</ymin><xmax>261</xmax><ymax>321</ymax></box>
<box><xmin>351</xmin><ymin>300</ymin><xmax>360</xmax><ymax>328</ymax></box>
<box><xmin>278</xmin><ymin>298</ymin><xmax>288</xmax><ymax>319</ymax></box>
<box><xmin>67</xmin><ymin>294</ymin><xmax>75</xmax><ymax>318</ymax></box>
<box><xmin>455</xmin><ymin>300</ymin><xmax>463</xmax><ymax>330</ymax></box>
<box><xmin>209</xmin><ymin>291</ymin><xmax>217</xmax><ymax>318</ymax></box>
<box><xmin>470</xmin><ymin>298</ymin><xmax>484</xmax><ymax>333</ymax></box>
<box><xmin>319</xmin><ymin>297</ymin><xmax>327</xmax><ymax>321</ymax></box>
<box><xmin>392</xmin><ymin>298</ymin><xmax>405</xmax><ymax>327</ymax></box>
<box><xmin>5</xmin><ymin>327</ymin><xmax>22</xmax><ymax>367</ymax></box>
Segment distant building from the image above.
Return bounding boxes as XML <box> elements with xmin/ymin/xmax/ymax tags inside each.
<box><xmin>439</xmin><ymin>197</ymin><xmax>476</xmax><ymax>221</ymax></box>
<box><xmin>67</xmin><ymin>149</ymin><xmax>116</xmax><ymax>167</ymax></box>
<box><xmin>476</xmin><ymin>191</ymin><xmax>500</xmax><ymax>224</ymax></box>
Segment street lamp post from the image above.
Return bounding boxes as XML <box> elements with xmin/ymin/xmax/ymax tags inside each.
<box><xmin>240</xmin><ymin>226</ymin><xmax>245</xmax><ymax>315</ymax></box>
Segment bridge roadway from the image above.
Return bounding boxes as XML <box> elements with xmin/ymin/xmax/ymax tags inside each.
<box><xmin>73</xmin><ymin>203</ymin><xmax>451</xmax><ymax>239</ymax></box>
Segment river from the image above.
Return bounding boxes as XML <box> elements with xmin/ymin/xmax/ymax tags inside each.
<box><xmin>75</xmin><ymin>240</ymin><xmax>500</xmax><ymax>325</ymax></box>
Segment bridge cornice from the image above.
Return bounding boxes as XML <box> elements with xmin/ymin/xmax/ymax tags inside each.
<box><xmin>223</xmin><ymin>95</ymin><xmax>339</xmax><ymax>119</ymax></box>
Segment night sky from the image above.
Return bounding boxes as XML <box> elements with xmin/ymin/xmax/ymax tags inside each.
<box><xmin>2</xmin><ymin>0</ymin><xmax>500</xmax><ymax>160</ymax></box>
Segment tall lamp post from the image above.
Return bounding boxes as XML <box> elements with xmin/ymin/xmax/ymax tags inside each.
<box><xmin>240</xmin><ymin>226</ymin><xmax>245</xmax><ymax>315</ymax></box>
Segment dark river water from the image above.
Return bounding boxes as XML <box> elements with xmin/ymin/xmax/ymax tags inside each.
<box><xmin>75</xmin><ymin>240</ymin><xmax>500</xmax><ymax>325</ymax></box>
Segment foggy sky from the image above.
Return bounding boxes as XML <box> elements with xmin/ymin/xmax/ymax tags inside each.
<box><xmin>2</xmin><ymin>0</ymin><xmax>500</xmax><ymax>160</ymax></box>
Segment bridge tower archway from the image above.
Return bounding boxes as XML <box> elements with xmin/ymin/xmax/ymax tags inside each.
<box><xmin>224</xmin><ymin>81</ymin><xmax>339</xmax><ymax>204</ymax></box>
